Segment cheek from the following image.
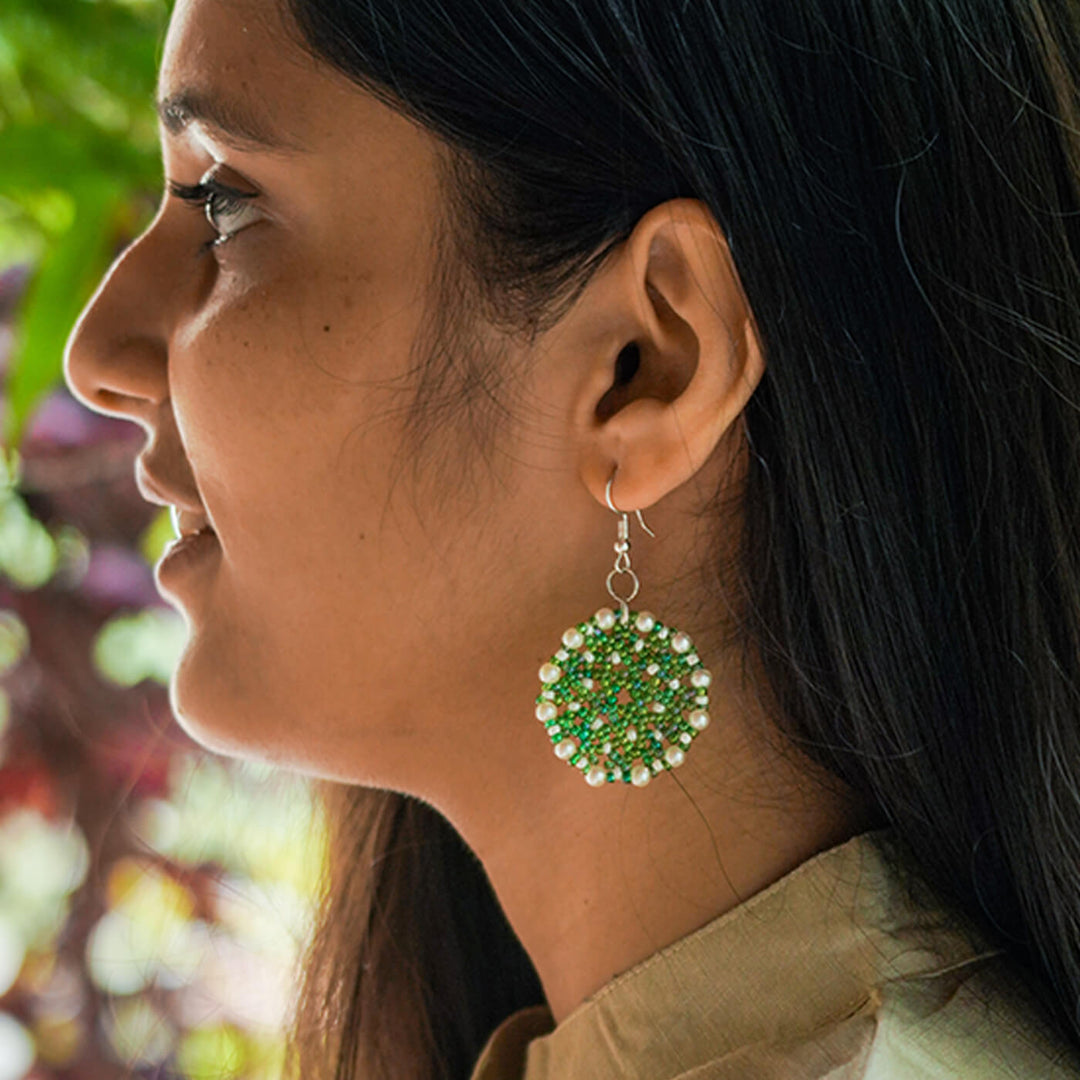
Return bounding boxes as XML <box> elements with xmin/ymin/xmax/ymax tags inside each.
<box><xmin>171</xmin><ymin>258</ymin><xmax>368</xmax><ymax>471</ymax></box>
<box><xmin>170</xmin><ymin>256</ymin><xmax>429</xmax><ymax>607</ymax></box>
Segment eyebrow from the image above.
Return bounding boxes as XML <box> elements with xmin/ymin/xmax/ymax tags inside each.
<box><xmin>155</xmin><ymin>86</ymin><xmax>309</xmax><ymax>155</ymax></box>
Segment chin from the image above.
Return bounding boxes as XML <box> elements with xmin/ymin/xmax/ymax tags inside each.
<box><xmin>166</xmin><ymin>643</ymin><xmax>266</xmax><ymax>761</ymax></box>
<box><xmin>166</xmin><ymin>663</ymin><xmax>343</xmax><ymax>782</ymax></box>
<box><xmin>168</xmin><ymin>689</ymin><xmax>253</xmax><ymax>761</ymax></box>
<box><xmin>163</xmin><ymin>629</ymin><xmax>409</xmax><ymax>789</ymax></box>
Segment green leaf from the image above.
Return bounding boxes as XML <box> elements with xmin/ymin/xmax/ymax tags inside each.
<box><xmin>0</xmin><ymin>487</ymin><xmax>58</xmax><ymax>588</ymax></box>
<box><xmin>176</xmin><ymin>1023</ymin><xmax>249</xmax><ymax>1080</ymax></box>
<box><xmin>139</xmin><ymin>505</ymin><xmax>177</xmax><ymax>565</ymax></box>
<box><xmin>93</xmin><ymin>607</ymin><xmax>186</xmax><ymax>687</ymax></box>
<box><xmin>3</xmin><ymin>177</ymin><xmax>122</xmax><ymax>450</ymax></box>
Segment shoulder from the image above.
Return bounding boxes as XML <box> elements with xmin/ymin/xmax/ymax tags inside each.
<box><xmin>667</xmin><ymin>953</ymin><xmax>1080</xmax><ymax>1080</ymax></box>
<box><xmin>860</xmin><ymin>953</ymin><xmax>1080</xmax><ymax>1079</ymax></box>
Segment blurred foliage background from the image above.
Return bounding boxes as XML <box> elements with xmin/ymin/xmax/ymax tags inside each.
<box><xmin>0</xmin><ymin>1</ymin><xmax>326</xmax><ymax>1077</ymax></box>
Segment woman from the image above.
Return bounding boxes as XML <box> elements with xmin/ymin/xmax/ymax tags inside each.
<box><xmin>62</xmin><ymin>0</ymin><xmax>1080</xmax><ymax>1077</ymax></box>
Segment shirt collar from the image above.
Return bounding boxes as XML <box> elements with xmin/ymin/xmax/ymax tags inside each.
<box><xmin>470</xmin><ymin>827</ymin><xmax>1004</xmax><ymax>1080</ymax></box>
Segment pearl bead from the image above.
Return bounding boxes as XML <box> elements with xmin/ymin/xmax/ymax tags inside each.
<box><xmin>671</xmin><ymin>632</ymin><xmax>692</xmax><ymax>653</ymax></box>
<box><xmin>535</xmin><ymin>701</ymin><xmax>557</xmax><ymax>722</ymax></box>
<box><xmin>687</xmin><ymin>654</ymin><xmax>700</xmax><ymax>665</ymax></box>
<box><xmin>554</xmin><ymin>739</ymin><xmax>577</xmax><ymax>759</ymax></box>
<box><xmin>609</xmin><ymin>652</ymin><xmax>621</xmax><ymax>665</ymax></box>
<box><xmin>635</xmin><ymin>611</ymin><xmax>656</xmax><ymax>633</ymax></box>
<box><xmin>581</xmin><ymin>678</ymin><xmax>595</xmax><ymax>690</ymax></box>
<box><xmin>651</xmin><ymin>758</ymin><xmax>663</xmax><ymax>772</ymax></box>
<box><xmin>630</xmin><ymin>764</ymin><xmax>651</xmax><ymax>786</ymax></box>
<box><xmin>646</xmin><ymin>663</ymin><xmax>660</xmax><ymax>675</ymax></box>
<box><xmin>562</xmin><ymin>627</ymin><xmax>584</xmax><ymax>649</ymax></box>
<box><xmin>555</xmin><ymin>649</ymin><xmax>569</xmax><ymax>661</ymax></box>
<box><xmin>680</xmin><ymin>732</ymin><xmax>692</xmax><ymax>745</ymax></box>
<box><xmin>689</xmin><ymin>709</ymin><xmax>710</xmax><ymax>731</ymax></box>
<box><xmin>650</xmin><ymin>701</ymin><xmax>666</xmax><ymax>713</ymax></box>
<box><xmin>602</xmin><ymin>742</ymin><xmax>611</xmax><ymax>753</ymax></box>
<box><xmin>586</xmin><ymin>767</ymin><xmax>607</xmax><ymax>786</ymax></box>
<box><xmin>576</xmin><ymin>757</ymin><xmax>588</xmax><ymax>769</ymax></box>
<box><xmin>595</xmin><ymin>607</ymin><xmax>616</xmax><ymax>630</ymax></box>
<box><xmin>665</xmin><ymin>746</ymin><xmax>686</xmax><ymax>767</ymax></box>
<box><xmin>626</xmin><ymin>726</ymin><xmax>637</xmax><ymax>741</ymax></box>
<box><xmin>691</xmin><ymin>668</ymin><xmax>712</xmax><ymax>689</ymax></box>
<box><xmin>539</xmin><ymin>663</ymin><xmax>561</xmax><ymax>684</ymax></box>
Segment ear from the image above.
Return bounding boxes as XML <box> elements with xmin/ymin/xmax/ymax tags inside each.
<box><xmin>570</xmin><ymin>198</ymin><xmax>765</xmax><ymax>513</ymax></box>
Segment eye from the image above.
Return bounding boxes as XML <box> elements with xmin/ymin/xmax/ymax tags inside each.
<box><xmin>167</xmin><ymin>173</ymin><xmax>261</xmax><ymax>252</ymax></box>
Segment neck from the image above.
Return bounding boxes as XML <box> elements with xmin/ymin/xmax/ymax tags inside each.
<box><xmin>439</xmin><ymin>646</ymin><xmax>876</xmax><ymax>1026</ymax></box>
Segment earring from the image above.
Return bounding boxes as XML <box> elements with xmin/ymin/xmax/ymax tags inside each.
<box><xmin>535</xmin><ymin>464</ymin><xmax>713</xmax><ymax>787</ymax></box>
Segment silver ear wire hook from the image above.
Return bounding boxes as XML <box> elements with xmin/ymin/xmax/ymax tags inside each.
<box><xmin>604</xmin><ymin>468</ymin><xmax>657</xmax><ymax>537</ymax></box>
<box><xmin>604</xmin><ymin>466</ymin><xmax>656</xmax><ymax>623</ymax></box>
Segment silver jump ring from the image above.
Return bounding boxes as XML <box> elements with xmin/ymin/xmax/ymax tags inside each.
<box><xmin>606</xmin><ymin>566</ymin><xmax>641</xmax><ymax>605</ymax></box>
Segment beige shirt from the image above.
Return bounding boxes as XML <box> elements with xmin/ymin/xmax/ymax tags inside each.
<box><xmin>469</xmin><ymin>829</ymin><xmax>1080</xmax><ymax>1079</ymax></box>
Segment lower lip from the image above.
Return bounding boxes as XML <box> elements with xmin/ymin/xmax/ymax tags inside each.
<box><xmin>155</xmin><ymin>528</ymin><xmax>221</xmax><ymax>591</ymax></box>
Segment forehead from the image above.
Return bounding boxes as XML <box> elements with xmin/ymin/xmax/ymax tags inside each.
<box><xmin>157</xmin><ymin>0</ymin><xmax>368</xmax><ymax>155</ymax></box>
<box><xmin>161</xmin><ymin>0</ymin><xmax>297</xmax><ymax>104</ymax></box>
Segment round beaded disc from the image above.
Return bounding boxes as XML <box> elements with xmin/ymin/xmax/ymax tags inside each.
<box><xmin>535</xmin><ymin>606</ymin><xmax>713</xmax><ymax>787</ymax></box>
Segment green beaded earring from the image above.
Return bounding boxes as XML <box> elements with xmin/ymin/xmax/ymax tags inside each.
<box><xmin>535</xmin><ymin>465</ymin><xmax>713</xmax><ymax>787</ymax></box>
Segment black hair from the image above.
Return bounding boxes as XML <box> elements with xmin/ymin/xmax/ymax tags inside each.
<box><xmin>277</xmin><ymin>2</ymin><xmax>1080</xmax><ymax>1078</ymax></box>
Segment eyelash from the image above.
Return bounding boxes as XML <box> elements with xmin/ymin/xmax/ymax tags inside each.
<box><xmin>167</xmin><ymin>178</ymin><xmax>257</xmax><ymax>254</ymax></box>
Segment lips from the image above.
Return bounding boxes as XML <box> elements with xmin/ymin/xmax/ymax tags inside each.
<box><xmin>135</xmin><ymin>456</ymin><xmax>215</xmax><ymax>538</ymax></box>
<box><xmin>171</xmin><ymin>505</ymin><xmax>215</xmax><ymax>539</ymax></box>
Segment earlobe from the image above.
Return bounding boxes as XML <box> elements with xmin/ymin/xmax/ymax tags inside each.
<box><xmin>579</xmin><ymin>198</ymin><xmax>766</xmax><ymax>514</ymax></box>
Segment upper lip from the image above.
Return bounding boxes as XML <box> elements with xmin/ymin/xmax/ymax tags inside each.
<box><xmin>135</xmin><ymin>456</ymin><xmax>214</xmax><ymax>537</ymax></box>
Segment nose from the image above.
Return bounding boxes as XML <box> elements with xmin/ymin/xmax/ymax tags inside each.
<box><xmin>62</xmin><ymin>216</ymin><xmax>172</xmax><ymax>434</ymax></box>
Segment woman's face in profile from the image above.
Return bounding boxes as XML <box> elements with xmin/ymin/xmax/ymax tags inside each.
<box><xmin>61</xmin><ymin>0</ymin><xmax>885</xmax><ymax>1028</ymax></box>
<box><xmin>62</xmin><ymin>0</ymin><xmax>604</xmax><ymax>793</ymax></box>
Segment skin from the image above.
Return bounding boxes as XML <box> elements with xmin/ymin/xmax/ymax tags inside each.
<box><xmin>64</xmin><ymin>0</ymin><xmax>873</xmax><ymax>1027</ymax></box>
